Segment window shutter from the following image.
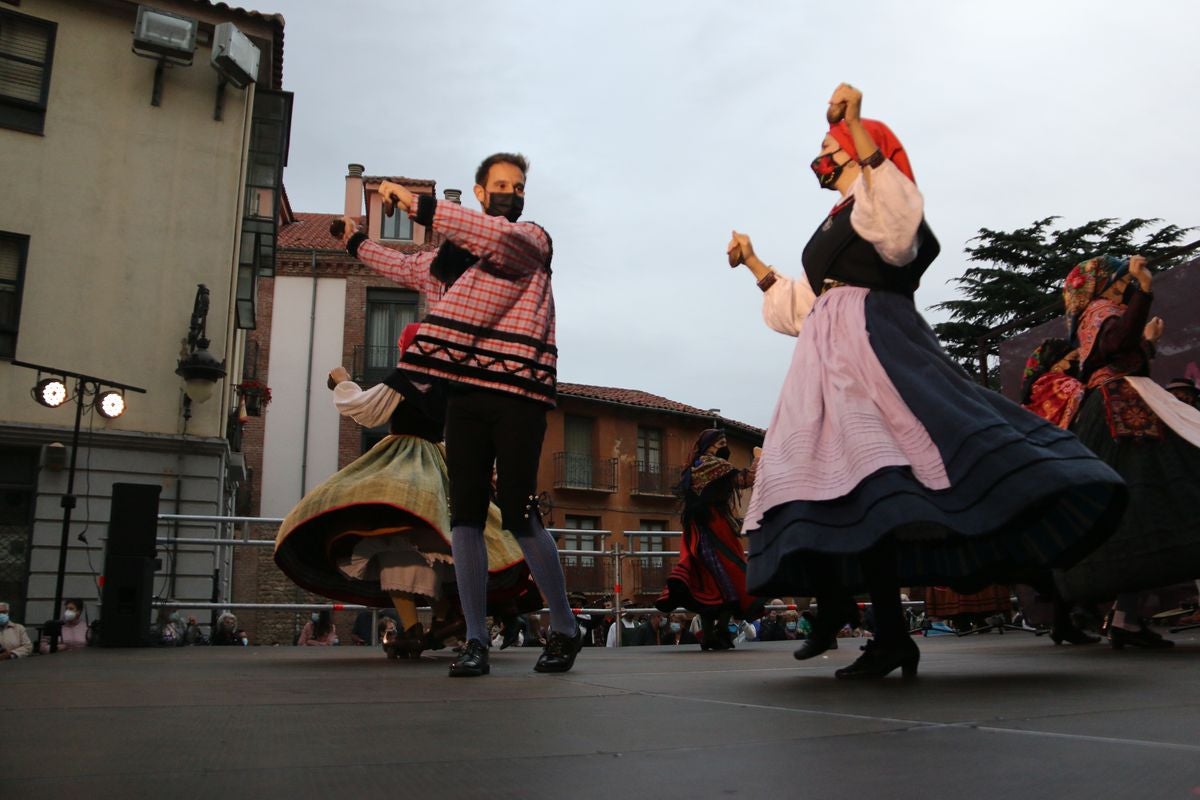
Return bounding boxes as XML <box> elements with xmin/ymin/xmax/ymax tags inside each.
<box><xmin>0</xmin><ymin>14</ymin><xmax>50</xmax><ymax>105</ymax></box>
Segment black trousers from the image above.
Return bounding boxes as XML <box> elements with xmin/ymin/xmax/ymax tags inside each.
<box><xmin>444</xmin><ymin>385</ymin><xmax>548</xmax><ymax>537</ymax></box>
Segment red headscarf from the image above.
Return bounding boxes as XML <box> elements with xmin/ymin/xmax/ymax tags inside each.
<box><xmin>827</xmin><ymin>118</ymin><xmax>915</xmax><ymax>183</ymax></box>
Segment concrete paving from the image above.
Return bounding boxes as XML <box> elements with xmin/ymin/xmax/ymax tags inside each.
<box><xmin>5</xmin><ymin>629</ymin><xmax>1200</xmax><ymax>799</ymax></box>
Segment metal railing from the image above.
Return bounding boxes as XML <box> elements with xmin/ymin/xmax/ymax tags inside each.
<box><xmin>552</xmin><ymin>453</ymin><xmax>618</xmax><ymax>492</ymax></box>
<box><xmin>630</xmin><ymin>461</ymin><xmax>680</xmax><ymax>497</ymax></box>
<box><xmin>147</xmin><ymin>516</ymin><xmax>934</xmax><ymax>649</ymax></box>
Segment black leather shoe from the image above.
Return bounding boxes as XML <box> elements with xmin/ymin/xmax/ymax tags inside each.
<box><xmin>534</xmin><ymin>626</ymin><xmax>583</xmax><ymax>673</ymax></box>
<box><xmin>1050</xmin><ymin>624</ymin><xmax>1100</xmax><ymax>645</ymax></box>
<box><xmin>385</xmin><ymin>623</ymin><xmax>426</xmax><ymax>660</ymax></box>
<box><xmin>793</xmin><ymin>634</ymin><xmax>837</xmax><ymax>660</ymax></box>
<box><xmin>448</xmin><ymin>638</ymin><xmax>490</xmax><ymax>677</ymax></box>
<box><xmin>1109</xmin><ymin>625</ymin><xmax>1174</xmax><ymax>650</ymax></box>
<box><xmin>834</xmin><ymin>638</ymin><xmax>920</xmax><ymax>679</ymax></box>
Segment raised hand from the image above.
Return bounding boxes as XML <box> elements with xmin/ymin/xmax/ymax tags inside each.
<box><xmin>1128</xmin><ymin>255</ymin><xmax>1153</xmax><ymax>292</ymax></box>
<box><xmin>1143</xmin><ymin>316</ymin><xmax>1165</xmax><ymax>343</ymax></box>
<box><xmin>727</xmin><ymin>230</ymin><xmax>756</xmax><ymax>268</ymax></box>
<box><xmin>826</xmin><ymin>82</ymin><xmax>863</xmax><ymax>124</ymax></box>
<box><xmin>378</xmin><ymin>180</ymin><xmax>415</xmax><ymax>217</ymax></box>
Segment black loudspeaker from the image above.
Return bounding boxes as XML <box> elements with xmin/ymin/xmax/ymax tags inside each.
<box><xmin>100</xmin><ymin>555</ymin><xmax>155</xmax><ymax>647</ymax></box>
<box><xmin>107</xmin><ymin>483</ymin><xmax>161</xmax><ymax>558</ymax></box>
<box><xmin>99</xmin><ymin>483</ymin><xmax>161</xmax><ymax>647</ymax></box>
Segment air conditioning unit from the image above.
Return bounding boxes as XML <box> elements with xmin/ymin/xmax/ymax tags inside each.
<box><xmin>211</xmin><ymin>22</ymin><xmax>260</xmax><ymax>88</ymax></box>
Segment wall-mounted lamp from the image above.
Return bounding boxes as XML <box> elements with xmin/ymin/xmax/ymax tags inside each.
<box><xmin>132</xmin><ymin>5</ymin><xmax>199</xmax><ymax>106</ymax></box>
<box><xmin>210</xmin><ymin>22</ymin><xmax>260</xmax><ymax>120</ymax></box>
<box><xmin>176</xmin><ymin>284</ymin><xmax>227</xmax><ymax>408</ymax></box>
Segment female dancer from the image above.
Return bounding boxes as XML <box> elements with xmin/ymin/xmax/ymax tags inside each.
<box><xmin>1056</xmin><ymin>255</ymin><xmax>1200</xmax><ymax>647</ymax></box>
<box><xmin>655</xmin><ymin>429</ymin><xmax>764</xmax><ymax>649</ymax></box>
<box><xmin>727</xmin><ymin>83</ymin><xmax>1126</xmax><ymax>678</ymax></box>
<box><xmin>274</xmin><ymin>325</ymin><xmax>541</xmax><ymax>659</ymax></box>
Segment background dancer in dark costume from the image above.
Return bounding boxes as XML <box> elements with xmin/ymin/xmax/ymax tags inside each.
<box><xmin>655</xmin><ymin>430</ymin><xmax>764</xmax><ymax>650</ymax></box>
<box><xmin>333</xmin><ymin>153</ymin><xmax>581</xmax><ymax>677</ymax></box>
<box><xmin>1057</xmin><ymin>254</ymin><xmax>1200</xmax><ymax>648</ymax></box>
<box><xmin>726</xmin><ymin>83</ymin><xmax>1126</xmax><ymax>679</ymax></box>
<box><xmin>274</xmin><ymin>325</ymin><xmax>541</xmax><ymax>659</ymax></box>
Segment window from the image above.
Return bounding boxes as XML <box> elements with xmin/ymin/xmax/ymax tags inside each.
<box><xmin>638</xmin><ymin>520</ymin><xmax>667</xmax><ymax>568</ymax></box>
<box><xmin>634</xmin><ymin>426</ymin><xmax>670</xmax><ymax>494</ymax></box>
<box><xmin>0</xmin><ymin>9</ymin><xmax>56</xmax><ymax>135</ymax></box>
<box><xmin>380</xmin><ymin>207</ymin><xmax>413</xmax><ymax>241</ymax></box>
<box><xmin>364</xmin><ymin>288</ymin><xmax>418</xmax><ymax>381</ymax></box>
<box><xmin>562</xmin><ymin>515</ymin><xmax>601</xmax><ymax>568</ymax></box>
<box><xmin>0</xmin><ymin>231</ymin><xmax>28</xmax><ymax>358</ymax></box>
<box><xmin>563</xmin><ymin>415</ymin><xmax>594</xmax><ymax>487</ymax></box>
<box><xmin>236</xmin><ymin>89</ymin><xmax>293</xmax><ymax>329</ymax></box>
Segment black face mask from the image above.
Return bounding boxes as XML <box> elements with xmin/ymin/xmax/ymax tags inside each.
<box><xmin>715</xmin><ymin>446</ymin><xmax>731</xmax><ymax>459</ymax></box>
<box><xmin>810</xmin><ymin>149</ymin><xmax>848</xmax><ymax>190</ymax></box>
<box><xmin>1120</xmin><ymin>281</ymin><xmax>1137</xmax><ymax>305</ymax></box>
<box><xmin>485</xmin><ymin>192</ymin><xmax>524</xmax><ymax>222</ymax></box>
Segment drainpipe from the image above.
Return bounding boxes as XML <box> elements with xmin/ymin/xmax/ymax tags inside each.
<box><xmin>300</xmin><ymin>250</ymin><xmax>318</xmax><ymax>497</ymax></box>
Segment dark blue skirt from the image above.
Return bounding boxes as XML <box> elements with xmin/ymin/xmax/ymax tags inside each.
<box><xmin>747</xmin><ymin>291</ymin><xmax>1127</xmax><ymax>597</ymax></box>
<box><xmin>1055</xmin><ymin>389</ymin><xmax>1200</xmax><ymax>602</ymax></box>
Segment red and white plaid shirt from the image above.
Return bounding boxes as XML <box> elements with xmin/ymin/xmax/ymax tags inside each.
<box><xmin>354</xmin><ymin>200</ymin><xmax>557</xmax><ymax>405</ymax></box>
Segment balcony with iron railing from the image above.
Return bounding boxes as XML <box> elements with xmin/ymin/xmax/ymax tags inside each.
<box><xmin>351</xmin><ymin>344</ymin><xmax>399</xmax><ymax>385</ymax></box>
<box><xmin>553</xmin><ymin>452</ymin><xmax>618</xmax><ymax>492</ymax></box>
<box><xmin>630</xmin><ymin>460</ymin><xmax>680</xmax><ymax>498</ymax></box>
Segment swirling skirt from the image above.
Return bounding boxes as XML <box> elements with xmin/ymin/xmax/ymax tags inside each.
<box><xmin>275</xmin><ymin>435</ymin><xmax>540</xmax><ymax>610</ymax></box>
<box><xmin>1054</xmin><ymin>390</ymin><xmax>1200</xmax><ymax>602</ymax></box>
<box><xmin>746</xmin><ymin>288</ymin><xmax>1127</xmax><ymax>597</ymax></box>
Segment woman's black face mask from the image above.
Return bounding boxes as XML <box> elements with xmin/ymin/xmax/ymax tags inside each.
<box><xmin>811</xmin><ymin>148</ymin><xmax>849</xmax><ymax>190</ymax></box>
<box><xmin>715</xmin><ymin>446</ymin><xmax>731</xmax><ymax>459</ymax></box>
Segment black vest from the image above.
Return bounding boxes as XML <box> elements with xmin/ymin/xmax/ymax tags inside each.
<box><xmin>801</xmin><ymin>200</ymin><xmax>940</xmax><ymax>297</ymax></box>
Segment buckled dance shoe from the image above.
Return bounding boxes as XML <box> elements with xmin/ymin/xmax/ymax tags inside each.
<box><xmin>834</xmin><ymin>638</ymin><xmax>920</xmax><ymax>679</ymax></box>
<box><xmin>1049</xmin><ymin>624</ymin><xmax>1101</xmax><ymax>645</ymax></box>
<box><xmin>793</xmin><ymin>634</ymin><xmax>838</xmax><ymax>661</ymax></box>
<box><xmin>534</xmin><ymin>626</ymin><xmax>584</xmax><ymax>673</ymax></box>
<box><xmin>448</xmin><ymin>638</ymin><xmax>490</xmax><ymax>677</ymax></box>
<box><xmin>1109</xmin><ymin>625</ymin><xmax>1175</xmax><ymax>650</ymax></box>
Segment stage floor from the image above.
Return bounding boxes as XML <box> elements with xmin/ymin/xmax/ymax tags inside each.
<box><xmin>7</xmin><ymin>630</ymin><xmax>1199</xmax><ymax>799</ymax></box>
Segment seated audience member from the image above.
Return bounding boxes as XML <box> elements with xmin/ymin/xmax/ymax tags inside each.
<box><xmin>212</xmin><ymin>612</ymin><xmax>243</xmax><ymax>646</ymax></box>
<box><xmin>664</xmin><ymin>613</ymin><xmax>697</xmax><ymax>646</ymax></box>
<box><xmin>298</xmin><ymin>610</ymin><xmax>338</xmax><ymax>646</ymax></box>
<box><xmin>0</xmin><ymin>601</ymin><xmax>33</xmax><ymax>660</ymax></box>
<box><xmin>183</xmin><ymin>616</ymin><xmax>208</xmax><ymax>645</ymax></box>
<box><xmin>39</xmin><ymin>598</ymin><xmax>90</xmax><ymax>653</ymax></box>
<box><xmin>352</xmin><ymin>608</ymin><xmax>399</xmax><ymax>645</ymax></box>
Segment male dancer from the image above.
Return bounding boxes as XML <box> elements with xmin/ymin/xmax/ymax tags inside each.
<box><xmin>333</xmin><ymin>153</ymin><xmax>582</xmax><ymax>677</ymax></box>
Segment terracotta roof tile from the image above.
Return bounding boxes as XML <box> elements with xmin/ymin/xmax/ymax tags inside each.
<box><xmin>362</xmin><ymin>176</ymin><xmax>437</xmax><ymax>188</ymax></box>
<box><xmin>557</xmin><ymin>382</ymin><xmax>763</xmax><ymax>437</ymax></box>
<box><xmin>277</xmin><ymin>213</ymin><xmax>439</xmax><ymax>253</ymax></box>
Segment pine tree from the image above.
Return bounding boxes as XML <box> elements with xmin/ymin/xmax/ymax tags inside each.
<box><xmin>932</xmin><ymin>217</ymin><xmax>1192</xmax><ymax>378</ymax></box>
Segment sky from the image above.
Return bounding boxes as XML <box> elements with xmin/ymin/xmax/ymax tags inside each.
<box><xmin>265</xmin><ymin>1</ymin><xmax>1199</xmax><ymax>429</ymax></box>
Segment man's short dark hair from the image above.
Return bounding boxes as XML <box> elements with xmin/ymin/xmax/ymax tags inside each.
<box><xmin>475</xmin><ymin>152</ymin><xmax>529</xmax><ymax>187</ymax></box>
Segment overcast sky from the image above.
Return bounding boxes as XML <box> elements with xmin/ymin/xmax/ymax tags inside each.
<box><xmin>265</xmin><ymin>1</ymin><xmax>1199</xmax><ymax>428</ymax></box>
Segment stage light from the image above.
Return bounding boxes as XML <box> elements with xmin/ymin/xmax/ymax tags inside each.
<box><xmin>34</xmin><ymin>378</ymin><xmax>69</xmax><ymax>408</ymax></box>
<box><xmin>96</xmin><ymin>389</ymin><xmax>127</xmax><ymax>419</ymax></box>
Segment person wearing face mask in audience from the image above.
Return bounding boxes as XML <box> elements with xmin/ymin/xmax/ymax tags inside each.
<box><xmin>298</xmin><ymin>610</ymin><xmax>338</xmax><ymax>646</ymax></box>
<box><xmin>331</xmin><ymin>152</ymin><xmax>580</xmax><ymax>679</ymax></box>
<box><xmin>39</xmin><ymin>598</ymin><xmax>89</xmax><ymax>653</ymax></box>
<box><xmin>0</xmin><ymin>601</ymin><xmax>33</xmax><ymax>659</ymax></box>
<box><xmin>655</xmin><ymin>429</ymin><xmax>765</xmax><ymax>651</ymax></box>
<box><xmin>663</xmin><ymin>614</ymin><xmax>697</xmax><ymax>646</ymax></box>
<box><xmin>211</xmin><ymin>612</ymin><xmax>243</xmax><ymax>646</ymax></box>
<box><xmin>727</xmin><ymin>83</ymin><xmax>1126</xmax><ymax>679</ymax></box>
